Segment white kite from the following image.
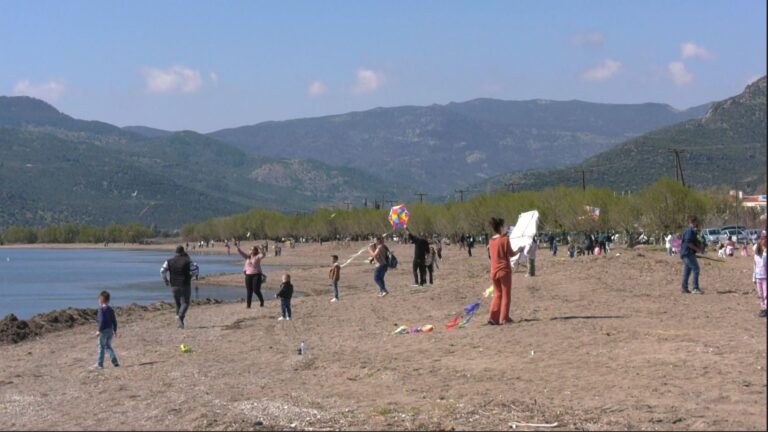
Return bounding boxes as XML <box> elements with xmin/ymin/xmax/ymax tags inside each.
<box><xmin>508</xmin><ymin>210</ymin><xmax>539</xmax><ymax>265</ymax></box>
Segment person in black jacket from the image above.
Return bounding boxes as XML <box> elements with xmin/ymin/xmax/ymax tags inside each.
<box><xmin>161</xmin><ymin>246</ymin><xmax>193</xmax><ymax>329</ymax></box>
<box><xmin>276</xmin><ymin>273</ymin><xmax>294</xmax><ymax>321</ymax></box>
<box><xmin>405</xmin><ymin>228</ymin><xmax>429</xmax><ymax>287</ymax></box>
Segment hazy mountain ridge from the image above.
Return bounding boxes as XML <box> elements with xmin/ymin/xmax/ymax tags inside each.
<box><xmin>0</xmin><ymin>99</ymin><xmax>393</xmax><ymax>228</ymax></box>
<box><xmin>475</xmin><ymin>77</ymin><xmax>767</xmax><ymax>194</ymax></box>
<box><xmin>209</xmin><ymin>98</ymin><xmax>710</xmax><ymax>194</ymax></box>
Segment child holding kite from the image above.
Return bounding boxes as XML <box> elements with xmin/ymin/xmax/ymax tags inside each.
<box><xmin>487</xmin><ymin>217</ymin><xmax>525</xmax><ymax>325</ymax></box>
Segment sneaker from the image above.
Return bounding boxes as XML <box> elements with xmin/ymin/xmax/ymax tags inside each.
<box><xmin>286</xmin><ymin>317</ymin><xmax>291</xmax><ymax>321</ymax></box>
<box><xmin>177</xmin><ymin>317</ymin><xmax>184</xmax><ymax>329</ymax></box>
<box><xmin>487</xmin><ymin>320</ymin><xmax>499</xmax><ymax>326</ymax></box>
<box><xmin>681</xmin><ymin>289</ymin><xmax>691</xmax><ymax>294</ymax></box>
<box><xmin>410</xmin><ymin>284</ymin><xmax>420</xmax><ymax>287</ymax></box>
<box><xmin>692</xmin><ymin>289</ymin><xmax>703</xmax><ymax>295</ymax></box>
<box><xmin>759</xmin><ymin>310</ymin><xmax>767</xmax><ymax>318</ymax></box>
<box><xmin>112</xmin><ymin>362</ymin><xmax>120</xmax><ymax>368</ymax></box>
<box><xmin>380</xmin><ymin>291</ymin><xmax>389</xmax><ymax>297</ymax></box>
<box><xmin>278</xmin><ymin>316</ymin><xmax>285</xmax><ymax>321</ymax></box>
<box><xmin>330</xmin><ymin>298</ymin><xmax>338</xmax><ymax>303</ymax></box>
<box><xmin>90</xmin><ymin>364</ymin><xmax>103</xmax><ymax>370</ymax></box>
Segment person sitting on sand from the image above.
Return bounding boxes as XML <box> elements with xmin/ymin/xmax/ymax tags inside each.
<box><xmin>368</xmin><ymin>236</ymin><xmax>390</xmax><ymax>297</ymax></box>
<box><xmin>725</xmin><ymin>237</ymin><xmax>736</xmax><ymax>257</ymax></box>
<box><xmin>487</xmin><ymin>217</ymin><xmax>524</xmax><ymax>325</ymax></box>
<box><xmin>235</xmin><ymin>241</ymin><xmax>266</xmax><ymax>309</ymax></box>
<box><xmin>161</xmin><ymin>246</ymin><xmax>193</xmax><ymax>329</ymax></box>
<box><xmin>276</xmin><ymin>273</ymin><xmax>294</xmax><ymax>321</ymax></box>
<box><xmin>329</xmin><ymin>255</ymin><xmax>341</xmax><ymax>302</ymax></box>
<box><xmin>92</xmin><ymin>290</ymin><xmax>119</xmax><ymax>369</ymax></box>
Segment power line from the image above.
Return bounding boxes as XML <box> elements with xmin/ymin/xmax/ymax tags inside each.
<box><xmin>414</xmin><ymin>192</ymin><xmax>428</xmax><ymax>203</ymax></box>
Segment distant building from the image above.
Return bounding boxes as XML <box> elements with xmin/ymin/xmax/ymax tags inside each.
<box><xmin>729</xmin><ymin>190</ymin><xmax>767</xmax><ymax>208</ymax></box>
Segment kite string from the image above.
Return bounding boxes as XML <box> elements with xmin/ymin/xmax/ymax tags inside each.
<box><xmin>339</xmin><ymin>231</ymin><xmax>391</xmax><ymax>268</ymax></box>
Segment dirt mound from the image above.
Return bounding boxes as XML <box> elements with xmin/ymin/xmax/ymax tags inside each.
<box><xmin>0</xmin><ymin>298</ymin><xmax>225</xmax><ymax>345</ymax></box>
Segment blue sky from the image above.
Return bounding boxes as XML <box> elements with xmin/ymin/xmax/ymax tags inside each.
<box><xmin>2</xmin><ymin>0</ymin><xmax>765</xmax><ymax>132</ymax></box>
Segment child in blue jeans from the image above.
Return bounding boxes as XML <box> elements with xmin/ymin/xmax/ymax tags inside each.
<box><xmin>276</xmin><ymin>274</ymin><xmax>294</xmax><ymax>321</ymax></box>
<box><xmin>92</xmin><ymin>290</ymin><xmax>119</xmax><ymax>369</ymax></box>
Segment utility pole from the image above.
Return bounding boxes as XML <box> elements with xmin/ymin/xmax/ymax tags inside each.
<box><xmin>363</xmin><ymin>198</ymin><xmax>368</xmax><ymax>209</ymax></box>
<box><xmin>455</xmin><ymin>189</ymin><xmax>469</xmax><ymax>202</ymax></box>
<box><xmin>414</xmin><ymin>192</ymin><xmax>428</xmax><ymax>203</ymax></box>
<box><xmin>668</xmin><ymin>148</ymin><xmax>687</xmax><ymax>187</ymax></box>
<box><xmin>385</xmin><ymin>199</ymin><xmax>397</xmax><ymax>208</ymax></box>
<box><xmin>505</xmin><ymin>181</ymin><xmax>519</xmax><ymax>192</ymax></box>
<box><xmin>574</xmin><ymin>169</ymin><xmax>590</xmax><ymax>191</ymax></box>
<box><xmin>344</xmin><ymin>201</ymin><xmax>352</xmax><ymax>211</ymax></box>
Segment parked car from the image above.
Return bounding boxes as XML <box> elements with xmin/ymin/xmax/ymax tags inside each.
<box><xmin>719</xmin><ymin>228</ymin><xmax>748</xmax><ymax>244</ymax></box>
<box><xmin>720</xmin><ymin>224</ymin><xmax>747</xmax><ymax>232</ymax></box>
<box><xmin>701</xmin><ymin>228</ymin><xmax>722</xmax><ymax>244</ymax></box>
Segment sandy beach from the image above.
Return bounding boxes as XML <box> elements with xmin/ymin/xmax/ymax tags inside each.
<box><xmin>0</xmin><ymin>241</ymin><xmax>765</xmax><ymax>430</ymax></box>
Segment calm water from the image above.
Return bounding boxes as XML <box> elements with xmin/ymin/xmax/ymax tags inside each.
<box><xmin>0</xmin><ymin>248</ymin><xmax>256</xmax><ymax>319</ymax></box>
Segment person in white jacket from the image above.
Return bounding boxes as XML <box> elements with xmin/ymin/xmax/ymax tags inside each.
<box><xmin>664</xmin><ymin>233</ymin><xmax>674</xmax><ymax>256</ymax></box>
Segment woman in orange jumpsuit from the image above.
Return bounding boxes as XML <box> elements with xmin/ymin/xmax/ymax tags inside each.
<box><xmin>487</xmin><ymin>217</ymin><xmax>524</xmax><ymax>325</ymax></box>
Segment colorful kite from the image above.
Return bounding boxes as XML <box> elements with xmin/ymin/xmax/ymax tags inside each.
<box><xmin>388</xmin><ymin>204</ymin><xmax>410</xmax><ymax>230</ymax></box>
<box><xmin>445</xmin><ymin>316</ymin><xmax>460</xmax><ymax>329</ymax></box>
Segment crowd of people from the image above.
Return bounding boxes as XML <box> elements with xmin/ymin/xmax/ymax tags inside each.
<box><xmin>88</xmin><ymin>215</ymin><xmax>766</xmax><ymax>370</ymax></box>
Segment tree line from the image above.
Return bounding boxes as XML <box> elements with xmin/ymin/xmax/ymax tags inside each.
<box><xmin>0</xmin><ymin>222</ymin><xmax>155</xmax><ymax>245</ymax></box>
<box><xmin>2</xmin><ymin>178</ymin><xmax>761</xmax><ymax>246</ymax></box>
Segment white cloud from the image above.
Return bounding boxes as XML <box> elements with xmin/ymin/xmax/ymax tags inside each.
<box><xmin>573</xmin><ymin>31</ymin><xmax>605</xmax><ymax>47</ymax></box>
<box><xmin>680</xmin><ymin>42</ymin><xmax>713</xmax><ymax>60</ymax></box>
<box><xmin>352</xmin><ymin>68</ymin><xmax>385</xmax><ymax>94</ymax></box>
<box><xmin>307</xmin><ymin>80</ymin><xmax>328</xmax><ymax>97</ymax></box>
<box><xmin>12</xmin><ymin>79</ymin><xmax>67</xmax><ymax>102</ymax></box>
<box><xmin>141</xmin><ymin>65</ymin><xmax>203</xmax><ymax>94</ymax></box>
<box><xmin>668</xmin><ymin>61</ymin><xmax>693</xmax><ymax>86</ymax></box>
<box><xmin>580</xmin><ymin>58</ymin><xmax>622</xmax><ymax>81</ymax></box>
<box><xmin>209</xmin><ymin>72</ymin><xmax>219</xmax><ymax>86</ymax></box>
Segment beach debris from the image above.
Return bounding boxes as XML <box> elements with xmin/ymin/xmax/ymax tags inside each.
<box><xmin>445</xmin><ymin>316</ymin><xmax>460</xmax><ymax>329</ymax></box>
<box><xmin>510</xmin><ymin>421</ymin><xmax>558</xmax><ymax>428</ymax></box>
<box><xmin>388</xmin><ymin>204</ymin><xmax>409</xmax><ymax>230</ymax></box>
<box><xmin>464</xmin><ymin>302</ymin><xmax>481</xmax><ymax>315</ymax></box>
<box><xmin>484</xmin><ymin>286</ymin><xmax>494</xmax><ymax>298</ymax></box>
<box><xmin>393</xmin><ymin>324</ymin><xmax>434</xmax><ymax>335</ymax></box>
<box><xmin>179</xmin><ymin>344</ymin><xmax>192</xmax><ymax>353</ymax></box>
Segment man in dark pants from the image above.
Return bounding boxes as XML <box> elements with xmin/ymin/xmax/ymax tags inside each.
<box><xmin>405</xmin><ymin>228</ymin><xmax>429</xmax><ymax>287</ymax></box>
<box><xmin>467</xmin><ymin>234</ymin><xmax>475</xmax><ymax>257</ymax></box>
<box><xmin>161</xmin><ymin>246</ymin><xmax>193</xmax><ymax>329</ymax></box>
<box><xmin>680</xmin><ymin>216</ymin><xmax>703</xmax><ymax>294</ymax></box>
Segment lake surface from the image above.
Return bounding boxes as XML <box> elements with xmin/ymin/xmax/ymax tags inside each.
<box><xmin>0</xmin><ymin>248</ymin><xmax>254</xmax><ymax>319</ymax></box>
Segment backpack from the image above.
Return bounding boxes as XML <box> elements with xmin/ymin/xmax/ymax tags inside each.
<box><xmin>387</xmin><ymin>248</ymin><xmax>398</xmax><ymax>269</ymax></box>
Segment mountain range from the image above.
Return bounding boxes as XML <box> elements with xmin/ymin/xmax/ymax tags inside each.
<box><xmin>475</xmin><ymin>76</ymin><xmax>767</xmax><ymax>195</ymax></box>
<box><xmin>1</xmin><ymin>77</ymin><xmax>763</xmax><ymax>229</ymax></box>
<box><xmin>209</xmin><ymin>99</ymin><xmax>710</xmax><ymax>194</ymax></box>
<box><xmin>0</xmin><ymin>97</ymin><xmax>390</xmax><ymax>228</ymax></box>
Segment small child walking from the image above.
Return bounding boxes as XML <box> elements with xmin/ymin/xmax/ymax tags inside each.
<box><xmin>277</xmin><ymin>273</ymin><xmax>294</xmax><ymax>321</ymax></box>
<box><xmin>92</xmin><ymin>290</ymin><xmax>119</xmax><ymax>369</ymax></box>
<box><xmin>753</xmin><ymin>238</ymin><xmax>767</xmax><ymax>317</ymax></box>
<box><xmin>329</xmin><ymin>255</ymin><xmax>341</xmax><ymax>302</ymax></box>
